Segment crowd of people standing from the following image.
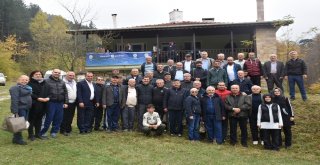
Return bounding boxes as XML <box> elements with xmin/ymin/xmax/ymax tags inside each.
<box><xmin>9</xmin><ymin>50</ymin><xmax>306</xmax><ymax>151</ymax></box>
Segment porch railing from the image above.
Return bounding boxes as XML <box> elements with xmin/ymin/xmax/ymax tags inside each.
<box><xmin>154</xmin><ymin>48</ymin><xmax>255</xmax><ymax>63</ymax></box>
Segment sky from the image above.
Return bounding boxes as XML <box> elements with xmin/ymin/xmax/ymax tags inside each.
<box><xmin>24</xmin><ymin>0</ymin><xmax>320</xmax><ymax>40</ymax></box>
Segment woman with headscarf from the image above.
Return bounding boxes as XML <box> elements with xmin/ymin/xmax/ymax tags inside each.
<box><xmin>257</xmin><ymin>94</ymin><xmax>283</xmax><ymax>151</ymax></box>
<box><xmin>27</xmin><ymin>71</ymin><xmax>49</xmax><ymax>140</ymax></box>
<box><xmin>9</xmin><ymin>75</ymin><xmax>32</xmax><ymax>145</ymax></box>
<box><xmin>271</xmin><ymin>87</ymin><xmax>294</xmax><ymax>149</ymax></box>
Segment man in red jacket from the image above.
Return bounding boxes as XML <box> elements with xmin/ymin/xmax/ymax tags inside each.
<box><xmin>243</xmin><ymin>52</ymin><xmax>263</xmax><ymax>86</ymax></box>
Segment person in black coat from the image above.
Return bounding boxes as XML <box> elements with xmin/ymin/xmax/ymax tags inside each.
<box><xmin>185</xmin><ymin>88</ymin><xmax>202</xmax><ymax>141</ymax></box>
<box><xmin>152</xmin><ymin>79</ymin><xmax>168</xmax><ymax>121</ymax></box>
<box><xmin>271</xmin><ymin>87</ymin><xmax>295</xmax><ymax>149</ymax></box>
<box><xmin>27</xmin><ymin>71</ymin><xmax>49</xmax><ymax>140</ymax></box>
<box><xmin>163</xmin><ymin>79</ymin><xmax>187</xmax><ymax>136</ymax></box>
<box><xmin>231</xmin><ymin>70</ymin><xmax>253</xmax><ymax>95</ymax></box>
<box><xmin>190</xmin><ymin>61</ymin><xmax>208</xmax><ymax>88</ymax></box>
<box><xmin>77</xmin><ymin>72</ymin><xmax>99</xmax><ymax>134</ymax></box>
<box><xmin>92</xmin><ymin>77</ymin><xmax>105</xmax><ymax>131</ymax></box>
<box><xmin>136</xmin><ymin>76</ymin><xmax>154</xmax><ymax>131</ymax></box>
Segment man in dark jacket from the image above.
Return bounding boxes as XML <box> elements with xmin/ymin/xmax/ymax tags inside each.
<box><xmin>284</xmin><ymin>51</ymin><xmax>308</xmax><ymax>101</ymax></box>
<box><xmin>223</xmin><ymin>57</ymin><xmax>241</xmax><ymax>88</ymax></box>
<box><xmin>170</xmin><ymin>62</ymin><xmax>188</xmax><ymax>81</ymax></box>
<box><xmin>208</xmin><ymin>60</ymin><xmax>228</xmax><ymax>87</ymax></box>
<box><xmin>153</xmin><ymin>64</ymin><xmax>167</xmax><ymax>80</ymax></box>
<box><xmin>191</xmin><ymin>61</ymin><xmax>208</xmax><ymax>88</ymax></box>
<box><xmin>225</xmin><ymin>84</ymin><xmax>251</xmax><ymax>147</ymax></box>
<box><xmin>123</xmin><ymin>68</ymin><xmax>142</xmax><ymax>85</ymax></box>
<box><xmin>163</xmin><ymin>79</ymin><xmax>187</xmax><ymax>136</ymax></box>
<box><xmin>263</xmin><ymin>54</ymin><xmax>285</xmax><ymax>93</ymax></box>
<box><xmin>163</xmin><ymin>59</ymin><xmax>176</xmax><ymax>73</ymax></box>
<box><xmin>77</xmin><ymin>72</ymin><xmax>99</xmax><ymax>134</ymax></box>
<box><xmin>201</xmin><ymin>86</ymin><xmax>225</xmax><ymax>144</ymax></box>
<box><xmin>181</xmin><ymin>73</ymin><xmax>193</xmax><ymax>92</ymax></box>
<box><xmin>92</xmin><ymin>76</ymin><xmax>105</xmax><ymax>131</ymax></box>
<box><xmin>40</xmin><ymin>69</ymin><xmax>68</xmax><ymax>139</ymax></box>
<box><xmin>136</xmin><ymin>76</ymin><xmax>153</xmax><ymax>131</ymax></box>
<box><xmin>102</xmin><ymin>75</ymin><xmax>125</xmax><ymax>132</ymax></box>
<box><xmin>152</xmin><ymin>79</ymin><xmax>168</xmax><ymax>123</ymax></box>
<box><xmin>231</xmin><ymin>70</ymin><xmax>253</xmax><ymax>95</ymax></box>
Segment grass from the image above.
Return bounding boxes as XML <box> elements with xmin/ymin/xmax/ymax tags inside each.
<box><xmin>0</xmin><ymin>83</ymin><xmax>319</xmax><ymax>165</ymax></box>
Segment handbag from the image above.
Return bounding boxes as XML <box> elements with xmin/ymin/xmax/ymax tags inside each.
<box><xmin>2</xmin><ymin>115</ymin><xmax>27</xmax><ymax>133</ymax></box>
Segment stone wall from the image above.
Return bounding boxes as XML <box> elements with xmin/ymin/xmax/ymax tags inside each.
<box><xmin>255</xmin><ymin>27</ymin><xmax>278</xmax><ymax>62</ymax></box>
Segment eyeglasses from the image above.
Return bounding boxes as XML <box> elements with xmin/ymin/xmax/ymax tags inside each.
<box><xmin>191</xmin><ymin>91</ymin><xmax>198</xmax><ymax>93</ymax></box>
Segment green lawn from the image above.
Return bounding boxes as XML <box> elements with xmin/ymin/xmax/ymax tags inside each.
<box><xmin>0</xmin><ymin>84</ymin><xmax>319</xmax><ymax>165</ymax></box>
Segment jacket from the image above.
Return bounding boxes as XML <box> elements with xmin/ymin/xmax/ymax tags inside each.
<box><xmin>190</xmin><ymin>67</ymin><xmax>208</xmax><ymax>86</ymax></box>
<box><xmin>184</xmin><ymin>95</ymin><xmax>202</xmax><ymax>117</ymax></box>
<box><xmin>201</xmin><ymin>93</ymin><xmax>225</xmax><ymax>121</ymax></box>
<box><xmin>46</xmin><ymin>75</ymin><xmax>68</xmax><ymax>103</ymax></box>
<box><xmin>285</xmin><ymin>58</ymin><xmax>307</xmax><ymax>76</ymax></box>
<box><xmin>263</xmin><ymin>61</ymin><xmax>285</xmax><ymax>78</ymax></box>
<box><xmin>230</xmin><ymin>78</ymin><xmax>253</xmax><ymax>95</ymax></box>
<box><xmin>272</xmin><ymin>96</ymin><xmax>294</xmax><ymax>126</ymax></box>
<box><xmin>170</xmin><ymin>69</ymin><xmax>189</xmax><ymax>80</ymax></box>
<box><xmin>136</xmin><ymin>83</ymin><xmax>153</xmax><ymax>105</ymax></box>
<box><xmin>163</xmin><ymin>87</ymin><xmax>187</xmax><ymax>110</ymax></box>
<box><xmin>123</xmin><ymin>75</ymin><xmax>142</xmax><ymax>85</ymax></box>
<box><xmin>225</xmin><ymin>93</ymin><xmax>251</xmax><ymax>118</ymax></box>
<box><xmin>259</xmin><ymin>103</ymin><xmax>280</xmax><ymax>122</ymax></box>
<box><xmin>77</xmin><ymin>80</ymin><xmax>99</xmax><ymax>106</ymax></box>
<box><xmin>207</xmin><ymin>67</ymin><xmax>228</xmax><ymax>86</ymax></box>
<box><xmin>102</xmin><ymin>84</ymin><xmax>125</xmax><ymax>107</ymax></box>
<box><xmin>243</xmin><ymin>58</ymin><xmax>263</xmax><ymax>76</ymax></box>
<box><xmin>152</xmin><ymin>86</ymin><xmax>168</xmax><ymax>107</ymax></box>
<box><xmin>223</xmin><ymin>63</ymin><xmax>241</xmax><ymax>82</ymax></box>
<box><xmin>9</xmin><ymin>85</ymin><xmax>32</xmax><ymax>114</ymax></box>
<box><xmin>28</xmin><ymin>78</ymin><xmax>48</xmax><ymax>112</ymax></box>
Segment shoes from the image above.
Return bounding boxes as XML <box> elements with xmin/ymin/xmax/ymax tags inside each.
<box><xmin>28</xmin><ymin>136</ymin><xmax>36</xmax><ymax>141</ymax></box>
<box><xmin>302</xmin><ymin>98</ymin><xmax>307</xmax><ymax>102</ymax></box>
<box><xmin>12</xmin><ymin>139</ymin><xmax>27</xmax><ymax>145</ymax></box>
<box><xmin>261</xmin><ymin>141</ymin><xmax>264</xmax><ymax>145</ymax></box>
<box><xmin>242</xmin><ymin>143</ymin><xmax>248</xmax><ymax>148</ymax></box>
<box><xmin>38</xmin><ymin>135</ymin><xmax>49</xmax><ymax>140</ymax></box>
<box><xmin>80</xmin><ymin>131</ymin><xmax>86</xmax><ymax>135</ymax></box>
<box><xmin>290</xmin><ymin>97</ymin><xmax>295</xmax><ymax>101</ymax></box>
<box><xmin>51</xmin><ymin>133</ymin><xmax>57</xmax><ymax>138</ymax></box>
<box><xmin>63</xmin><ymin>132</ymin><xmax>70</xmax><ymax>136</ymax></box>
<box><xmin>285</xmin><ymin>145</ymin><xmax>291</xmax><ymax>149</ymax></box>
<box><xmin>106</xmin><ymin>129</ymin><xmax>112</xmax><ymax>133</ymax></box>
<box><xmin>170</xmin><ymin>134</ymin><xmax>174</xmax><ymax>136</ymax></box>
<box><xmin>253</xmin><ymin>141</ymin><xmax>258</xmax><ymax>145</ymax></box>
<box><xmin>177</xmin><ymin>134</ymin><xmax>182</xmax><ymax>137</ymax></box>
<box><xmin>230</xmin><ymin>142</ymin><xmax>236</xmax><ymax>146</ymax></box>
<box><xmin>123</xmin><ymin>129</ymin><xmax>129</xmax><ymax>132</ymax></box>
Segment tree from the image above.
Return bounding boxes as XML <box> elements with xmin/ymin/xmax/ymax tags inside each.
<box><xmin>0</xmin><ymin>35</ymin><xmax>28</xmax><ymax>80</ymax></box>
<box><xmin>60</xmin><ymin>0</ymin><xmax>97</xmax><ymax>71</ymax></box>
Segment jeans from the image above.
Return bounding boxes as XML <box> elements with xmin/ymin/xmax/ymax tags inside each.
<box><xmin>168</xmin><ymin>110</ymin><xmax>183</xmax><ymax>134</ymax></box>
<box><xmin>40</xmin><ymin>102</ymin><xmax>64</xmax><ymax>135</ymax></box>
<box><xmin>122</xmin><ymin>106</ymin><xmax>135</xmax><ymax>130</ymax></box>
<box><xmin>288</xmin><ymin>75</ymin><xmax>307</xmax><ymax>99</ymax></box>
<box><xmin>77</xmin><ymin>105</ymin><xmax>94</xmax><ymax>133</ymax></box>
<box><xmin>106</xmin><ymin>104</ymin><xmax>121</xmax><ymax>131</ymax></box>
<box><xmin>188</xmin><ymin>114</ymin><xmax>200</xmax><ymax>140</ymax></box>
<box><xmin>13</xmin><ymin>109</ymin><xmax>29</xmax><ymax>142</ymax></box>
<box><xmin>229</xmin><ymin>117</ymin><xmax>248</xmax><ymax>145</ymax></box>
<box><xmin>60</xmin><ymin>103</ymin><xmax>76</xmax><ymax>133</ymax></box>
<box><xmin>205</xmin><ymin>115</ymin><xmax>223</xmax><ymax>144</ymax></box>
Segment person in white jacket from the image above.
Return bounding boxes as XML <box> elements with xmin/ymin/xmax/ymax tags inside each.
<box><xmin>142</xmin><ymin>104</ymin><xmax>165</xmax><ymax>136</ymax></box>
<box><xmin>257</xmin><ymin>94</ymin><xmax>283</xmax><ymax>151</ymax></box>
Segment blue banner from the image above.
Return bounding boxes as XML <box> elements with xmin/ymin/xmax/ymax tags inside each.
<box><xmin>86</xmin><ymin>51</ymin><xmax>152</xmax><ymax>67</ymax></box>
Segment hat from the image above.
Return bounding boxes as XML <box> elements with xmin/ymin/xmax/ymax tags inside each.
<box><xmin>164</xmin><ymin>72</ymin><xmax>171</xmax><ymax>76</ymax></box>
<box><xmin>185</xmin><ymin>54</ymin><xmax>192</xmax><ymax>57</ymax></box>
<box><xmin>111</xmin><ymin>75</ymin><xmax>120</xmax><ymax>78</ymax></box>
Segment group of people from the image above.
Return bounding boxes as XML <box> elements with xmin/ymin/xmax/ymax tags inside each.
<box><xmin>9</xmin><ymin>50</ymin><xmax>305</xmax><ymax>151</ymax></box>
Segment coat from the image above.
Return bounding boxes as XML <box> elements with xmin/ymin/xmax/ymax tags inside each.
<box><xmin>225</xmin><ymin>93</ymin><xmax>251</xmax><ymax>118</ymax></box>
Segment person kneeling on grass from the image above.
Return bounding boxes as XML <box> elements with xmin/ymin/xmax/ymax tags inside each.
<box><xmin>142</xmin><ymin>104</ymin><xmax>165</xmax><ymax>136</ymax></box>
<box><xmin>257</xmin><ymin>94</ymin><xmax>283</xmax><ymax>151</ymax></box>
